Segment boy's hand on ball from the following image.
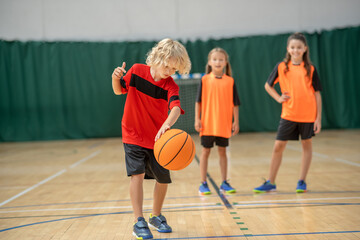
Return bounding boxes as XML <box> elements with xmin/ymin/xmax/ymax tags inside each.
<box><xmin>155</xmin><ymin>124</ymin><xmax>170</xmax><ymax>142</ymax></box>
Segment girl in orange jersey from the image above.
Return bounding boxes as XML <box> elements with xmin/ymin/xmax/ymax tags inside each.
<box><xmin>253</xmin><ymin>32</ymin><xmax>322</xmax><ymax>193</ymax></box>
<box><xmin>195</xmin><ymin>48</ymin><xmax>240</xmax><ymax>195</ymax></box>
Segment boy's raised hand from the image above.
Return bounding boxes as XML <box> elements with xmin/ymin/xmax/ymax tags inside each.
<box><xmin>112</xmin><ymin>62</ymin><xmax>126</xmax><ymax>80</ymax></box>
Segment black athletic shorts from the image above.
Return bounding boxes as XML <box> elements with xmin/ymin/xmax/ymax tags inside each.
<box><xmin>276</xmin><ymin>118</ymin><xmax>315</xmax><ymax>141</ymax></box>
<box><xmin>201</xmin><ymin>135</ymin><xmax>229</xmax><ymax>148</ymax></box>
<box><xmin>123</xmin><ymin>143</ymin><xmax>171</xmax><ymax>184</ymax></box>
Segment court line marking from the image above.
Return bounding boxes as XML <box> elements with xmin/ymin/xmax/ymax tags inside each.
<box><xmin>286</xmin><ymin>145</ymin><xmax>360</xmax><ymax>167</ymax></box>
<box><xmin>153</xmin><ymin>230</ymin><xmax>360</xmax><ymax>239</ymax></box>
<box><xmin>0</xmin><ymin>202</ymin><xmax>220</xmax><ymax>214</ymax></box>
<box><xmin>70</xmin><ymin>151</ymin><xmax>100</xmax><ymax>168</ymax></box>
<box><xmin>0</xmin><ymin>207</ymin><xmax>226</xmax><ymax>222</ymax></box>
<box><xmin>1</xmin><ymin>195</ymin><xmax>358</xmax><ymax>214</ymax></box>
<box><xmin>1</xmin><ymin>208</ymin><xmax>359</xmax><ymax>238</ymax></box>
<box><xmin>2</xmin><ymin>196</ymin><xmax>358</xmax><ymax>214</ymax></box>
<box><xmin>232</xmin><ymin>196</ymin><xmax>360</xmax><ymax>205</ymax></box>
<box><xmin>335</xmin><ymin>157</ymin><xmax>360</xmax><ymax>167</ymax></box>
<box><xmin>1</xmin><ymin>201</ymin><xmax>357</xmax><ymax>215</ymax></box>
<box><xmin>0</xmin><ymin>150</ymin><xmax>101</xmax><ymax>208</ymax></box>
<box><xmin>194</xmin><ymin>155</ymin><xmax>233</xmax><ymax>209</ymax></box>
<box><xmin>2</xmin><ymin>190</ymin><xmax>360</xmax><ymax>210</ymax></box>
<box><xmin>0</xmin><ymin>170</ymin><xmax>67</xmax><ymax>208</ymax></box>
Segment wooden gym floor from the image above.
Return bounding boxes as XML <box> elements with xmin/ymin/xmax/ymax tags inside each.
<box><xmin>0</xmin><ymin>129</ymin><xmax>359</xmax><ymax>239</ymax></box>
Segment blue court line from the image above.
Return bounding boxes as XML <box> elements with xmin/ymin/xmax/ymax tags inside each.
<box><xmin>194</xmin><ymin>155</ymin><xmax>233</xmax><ymax>209</ymax></box>
<box><xmin>236</xmin><ymin>190</ymin><xmax>360</xmax><ymax>196</ymax></box>
<box><xmin>2</xmin><ymin>202</ymin><xmax>358</xmax><ymax>220</ymax></box>
<box><xmin>234</xmin><ymin>202</ymin><xmax>360</xmax><ymax>206</ymax></box>
<box><xmin>1</xmin><ymin>204</ymin><xmax>359</xmax><ymax>234</ymax></box>
<box><xmin>0</xmin><ymin>206</ymin><xmax>225</xmax><ymax>220</ymax></box>
<box><xmin>0</xmin><ymin>195</ymin><xmax>220</xmax><ymax>210</ymax></box>
<box><xmin>0</xmin><ymin>199</ymin><xmax>129</xmax><ymax>210</ymax></box>
<box><xmin>151</xmin><ymin>231</ymin><xmax>360</xmax><ymax>239</ymax></box>
<box><xmin>3</xmin><ymin>208</ymin><xmax>358</xmax><ymax>238</ymax></box>
<box><xmin>233</xmin><ymin>202</ymin><xmax>360</xmax><ymax>210</ymax></box>
<box><xmin>0</xmin><ymin>204</ymin><xmax>225</xmax><ymax>232</ymax></box>
<box><xmin>1</xmin><ymin>190</ymin><xmax>359</xmax><ymax>210</ymax></box>
<box><xmin>0</xmin><ymin>212</ymin><xmax>124</xmax><ymax>232</ymax></box>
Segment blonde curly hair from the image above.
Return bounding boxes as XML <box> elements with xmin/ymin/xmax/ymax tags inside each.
<box><xmin>146</xmin><ymin>38</ymin><xmax>191</xmax><ymax>75</ymax></box>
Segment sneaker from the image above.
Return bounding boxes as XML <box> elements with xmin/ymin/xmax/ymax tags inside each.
<box><xmin>253</xmin><ymin>180</ymin><xmax>276</xmax><ymax>193</ymax></box>
<box><xmin>220</xmin><ymin>180</ymin><xmax>236</xmax><ymax>193</ymax></box>
<box><xmin>133</xmin><ymin>217</ymin><xmax>153</xmax><ymax>239</ymax></box>
<box><xmin>296</xmin><ymin>180</ymin><xmax>307</xmax><ymax>193</ymax></box>
<box><xmin>149</xmin><ymin>213</ymin><xmax>172</xmax><ymax>233</ymax></box>
<box><xmin>199</xmin><ymin>181</ymin><xmax>211</xmax><ymax>195</ymax></box>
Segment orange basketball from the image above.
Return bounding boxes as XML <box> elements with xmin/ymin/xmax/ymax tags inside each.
<box><xmin>154</xmin><ymin>129</ymin><xmax>195</xmax><ymax>171</ymax></box>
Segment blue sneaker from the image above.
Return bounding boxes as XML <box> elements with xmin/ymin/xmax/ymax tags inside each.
<box><xmin>296</xmin><ymin>180</ymin><xmax>307</xmax><ymax>193</ymax></box>
<box><xmin>253</xmin><ymin>180</ymin><xmax>276</xmax><ymax>193</ymax></box>
<box><xmin>220</xmin><ymin>180</ymin><xmax>236</xmax><ymax>193</ymax></box>
<box><xmin>149</xmin><ymin>213</ymin><xmax>172</xmax><ymax>233</ymax></box>
<box><xmin>199</xmin><ymin>181</ymin><xmax>211</xmax><ymax>195</ymax></box>
<box><xmin>133</xmin><ymin>217</ymin><xmax>153</xmax><ymax>239</ymax></box>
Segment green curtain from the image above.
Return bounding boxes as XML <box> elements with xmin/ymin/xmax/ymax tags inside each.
<box><xmin>1</xmin><ymin>26</ymin><xmax>359</xmax><ymax>142</ymax></box>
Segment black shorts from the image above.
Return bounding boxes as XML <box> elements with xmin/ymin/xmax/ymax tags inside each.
<box><xmin>201</xmin><ymin>135</ymin><xmax>229</xmax><ymax>148</ymax></box>
<box><xmin>276</xmin><ymin>118</ymin><xmax>315</xmax><ymax>141</ymax></box>
<box><xmin>123</xmin><ymin>143</ymin><xmax>171</xmax><ymax>184</ymax></box>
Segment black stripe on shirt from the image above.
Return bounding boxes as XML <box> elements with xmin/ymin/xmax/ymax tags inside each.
<box><xmin>233</xmin><ymin>84</ymin><xmax>241</xmax><ymax>106</ymax></box>
<box><xmin>129</xmin><ymin>74</ymin><xmax>168</xmax><ymax>101</ymax></box>
<box><xmin>120</xmin><ymin>77</ymin><xmax>126</xmax><ymax>89</ymax></box>
<box><xmin>312</xmin><ymin>67</ymin><xmax>322</xmax><ymax>91</ymax></box>
<box><xmin>169</xmin><ymin>95</ymin><xmax>180</xmax><ymax>109</ymax></box>
<box><xmin>196</xmin><ymin>80</ymin><xmax>202</xmax><ymax>102</ymax></box>
<box><xmin>266</xmin><ymin>62</ymin><xmax>281</xmax><ymax>86</ymax></box>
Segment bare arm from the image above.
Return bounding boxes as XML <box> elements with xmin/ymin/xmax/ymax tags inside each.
<box><xmin>314</xmin><ymin>91</ymin><xmax>322</xmax><ymax>134</ymax></box>
<box><xmin>194</xmin><ymin>102</ymin><xmax>201</xmax><ymax>132</ymax></box>
<box><xmin>264</xmin><ymin>82</ymin><xmax>290</xmax><ymax>103</ymax></box>
<box><xmin>232</xmin><ymin>106</ymin><xmax>239</xmax><ymax>136</ymax></box>
<box><xmin>155</xmin><ymin>106</ymin><xmax>181</xmax><ymax>141</ymax></box>
<box><xmin>112</xmin><ymin>62</ymin><xmax>126</xmax><ymax>95</ymax></box>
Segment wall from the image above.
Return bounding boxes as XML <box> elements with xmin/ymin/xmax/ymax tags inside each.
<box><xmin>1</xmin><ymin>27</ymin><xmax>359</xmax><ymax>141</ymax></box>
<box><xmin>1</xmin><ymin>0</ymin><xmax>360</xmax><ymax>42</ymax></box>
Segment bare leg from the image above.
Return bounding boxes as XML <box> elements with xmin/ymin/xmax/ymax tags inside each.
<box><xmin>218</xmin><ymin>146</ymin><xmax>227</xmax><ymax>181</ymax></box>
<box><xmin>299</xmin><ymin>138</ymin><xmax>312</xmax><ymax>181</ymax></box>
<box><xmin>200</xmin><ymin>147</ymin><xmax>211</xmax><ymax>182</ymax></box>
<box><xmin>268</xmin><ymin>140</ymin><xmax>287</xmax><ymax>183</ymax></box>
<box><xmin>152</xmin><ymin>182</ymin><xmax>168</xmax><ymax>216</ymax></box>
<box><xmin>130</xmin><ymin>173</ymin><xmax>145</xmax><ymax>222</ymax></box>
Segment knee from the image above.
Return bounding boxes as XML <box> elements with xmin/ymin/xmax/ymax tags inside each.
<box><xmin>217</xmin><ymin>147</ymin><xmax>227</xmax><ymax>157</ymax></box>
<box><xmin>131</xmin><ymin>173</ymin><xmax>144</xmax><ymax>182</ymax></box>
<box><xmin>273</xmin><ymin>141</ymin><xmax>286</xmax><ymax>153</ymax></box>
<box><xmin>301</xmin><ymin>139</ymin><xmax>312</xmax><ymax>150</ymax></box>
<box><xmin>202</xmin><ymin>148</ymin><xmax>211</xmax><ymax>156</ymax></box>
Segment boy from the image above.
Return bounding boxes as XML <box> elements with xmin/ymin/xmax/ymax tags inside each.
<box><xmin>112</xmin><ymin>38</ymin><xmax>191</xmax><ymax>239</ymax></box>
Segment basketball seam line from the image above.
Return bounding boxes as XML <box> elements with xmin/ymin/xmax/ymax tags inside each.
<box><xmin>157</xmin><ymin>130</ymin><xmax>184</xmax><ymax>164</ymax></box>
<box><xmin>164</xmin><ymin>133</ymin><xmax>188</xmax><ymax>167</ymax></box>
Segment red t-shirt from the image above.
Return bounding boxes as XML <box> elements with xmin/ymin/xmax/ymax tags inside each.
<box><xmin>120</xmin><ymin>64</ymin><xmax>184</xmax><ymax>149</ymax></box>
